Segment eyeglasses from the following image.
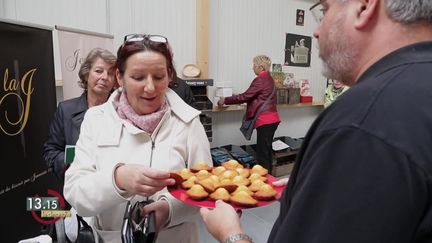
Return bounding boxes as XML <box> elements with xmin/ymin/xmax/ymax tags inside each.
<box><xmin>309</xmin><ymin>1</ymin><xmax>325</xmax><ymax>24</ymax></box>
<box><xmin>123</xmin><ymin>34</ymin><xmax>168</xmax><ymax>43</ymax></box>
<box><xmin>120</xmin><ymin>34</ymin><xmax>168</xmax><ymax>51</ymax></box>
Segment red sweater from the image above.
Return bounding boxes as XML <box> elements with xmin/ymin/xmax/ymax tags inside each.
<box><xmin>224</xmin><ymin>71</ymin><xmax>280</xmax><ymax>128</ymax></box>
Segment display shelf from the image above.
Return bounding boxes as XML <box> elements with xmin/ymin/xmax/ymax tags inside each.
<box><xmin>184</xmin><ymin>78</ymin><xmax>214</xmax><ymax>86</ymax></box>
<box><xmin>212</xmin><ymin>101</ymin><xmax>324</xmax><ymax>112</ymax></box>
<box><xmin>272</xmin><ymin>149</ymin><xmax>298</xmax><ymax>177</ymax></box>
<box><xmin>273</xmin><ymin>150</ymin><xmax>298</xmax><ymax>159</ymax></box>
<box><xmin>272</xmin><ymin>162</ymin><xmax>295</xmax><ymax>177</ymax></box>
<box><xmin>187</xmin><ymin>78</ymin><xmax>213</xmax><ymax>142</ymax></box>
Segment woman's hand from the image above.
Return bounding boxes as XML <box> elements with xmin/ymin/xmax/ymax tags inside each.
<box><xmin>217</xmin><ymin>97</ymin><xmax>225</xmax><ymax>106</ymax></box>
<box><xmin>114</xmin><ymin>164</ymin><xmax>175</xmax><ymax>197</ymax></box>
<box><xmin>142</xmin><ymin>200</ymin><xmax>170</xmax><ymax>232</ymax></box>
<box><xmin>200</xmin><ymin>200</ymin><xmax>244</xmax><ymax>242</ymax></box>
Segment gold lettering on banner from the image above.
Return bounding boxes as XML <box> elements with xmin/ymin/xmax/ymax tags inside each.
<box><xmin>4</xmin><ymin>69</ymin><xmax>18</xmax><ymax>91</ymax></box>
<box><xmin>0</xmin><ymin>68</ymin><xmax>35</xmax><ymax>136</ymax></box>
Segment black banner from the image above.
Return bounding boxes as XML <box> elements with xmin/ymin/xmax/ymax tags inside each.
<box><xmin>0</xmin><ymin>21</ymin><xmax>62</xmax><ymax>242</ymax></box>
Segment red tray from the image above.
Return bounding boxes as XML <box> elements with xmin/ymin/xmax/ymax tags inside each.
<box><xmin>168</xmin><ymin>175</ymin><xmax>285</xmax><ymax>209</ymax></box>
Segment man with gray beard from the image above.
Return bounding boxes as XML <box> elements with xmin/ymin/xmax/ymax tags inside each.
<box><xmin>200</xmin><ymin>0</ymin><xmax>432</xmax><ymax>242</ymax></box>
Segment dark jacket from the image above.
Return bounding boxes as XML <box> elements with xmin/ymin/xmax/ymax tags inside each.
<box><xmin>269</xmin><ymin>42</ymin><xmax>432</xmax><ymax>243</ymax></box>
<box><xmin>170</xmin><ymin>77</ymin><xmax>196</xmax><ymax>107</ymax></box>
<box><xmin>42</xmin><ymin>92</ymin><xmax>88</xmax><ymax>179</ymax></box>
<box><xmin>225</xmin><ymin>71</ymin><xmax>277</xmax><ymax>120</ymax></box>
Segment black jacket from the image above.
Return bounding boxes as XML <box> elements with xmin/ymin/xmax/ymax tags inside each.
<box><xmin>42</xmin><ymin>92</ymin><xmax>88</xmax><ymax>179</ymax></box>
<box><xmin>269</xmin><ymin>42</ymin><xmax>432</xmax><ymax>243</ymax></box>
<box><xmin>170</xmin><ymin>77</ymin><xmax>196</xmax><ymax>107</ymax></box>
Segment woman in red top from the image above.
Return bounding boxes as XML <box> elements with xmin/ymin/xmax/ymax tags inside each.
<box><xmin>218</xmin><ymin>55</ymin><xmax>280</xmax><ymax>173</ymax></box>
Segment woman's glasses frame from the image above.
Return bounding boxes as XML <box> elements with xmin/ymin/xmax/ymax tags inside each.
<box><xmin>121</xmin><ymin>34</ymin><xmax>168</xmax><ymax>49</ymax></box>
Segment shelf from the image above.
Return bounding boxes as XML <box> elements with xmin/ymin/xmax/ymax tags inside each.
<box><xmin>212</xmin><ymin>101</ymin><xmax>324</xmax><ymax>112</ymax></box>
<box><xmin>272</xmin><ymin>150</ymin><xmax>298</xmax><ymax>177</ymax></box>
<box><xmin>273</xmin><ymin>150</ymin><xmax>298</xmax><ymax>159</ymax></box>
<box><xmin>189</xmin><ymin>81</ymin><xmax>213</xmax><ymax>142</ymax></box>
<box><xmin>184</xmin><ymin>78</ymin><xmax>214</xmax><ymax>86</ymax></box>
<box><xmin>272</xmin><ymin>162</ymin><xmax>295</xmax><ymax>177</ymax></box>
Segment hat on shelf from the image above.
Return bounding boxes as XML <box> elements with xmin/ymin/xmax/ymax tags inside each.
<box><xmin>182</xmin><ymin>64</ymin><xmax>201</xmax><ymax>78</ymax></box>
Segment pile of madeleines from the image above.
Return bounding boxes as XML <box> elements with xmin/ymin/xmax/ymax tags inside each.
<box><xmin>169</xmin><ymin>160</ymin><xmax>278</xmax><ymax>207</ymax></box>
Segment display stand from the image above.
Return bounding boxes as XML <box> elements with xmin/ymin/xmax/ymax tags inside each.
<box><xmin>184</xmin><ymin>78</ymin><xmax>214</xmax><ymax>142</ymax></box>
<box><xmin>271</xmin><ymin>137</ymin><xmax>303</xmax><ymax>177</ymax></box>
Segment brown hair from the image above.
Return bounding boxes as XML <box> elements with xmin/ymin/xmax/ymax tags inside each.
<box><xmin>78</xmin><ymin>48</ymin><xmax>116</xmax><ymax>90</ymax></box>
<box><xmin>116</xmin><ymin>38</ymin><xmax>175</xmax><ymax>82</ymax></box>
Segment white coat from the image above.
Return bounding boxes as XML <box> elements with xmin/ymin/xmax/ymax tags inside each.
<box><xmin>64</xmin><ymin>89</ymin><xmax>212</xmax><ymax>243</ymax></box>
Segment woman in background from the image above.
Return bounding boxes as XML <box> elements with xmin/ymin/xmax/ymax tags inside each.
<box><xmin>42</xmin><ymin>48</ymin><xmax>117</xmax><ymax>241</ymax></box>
<box><xmin>218</xmin><ymin>55</ymin><xmax>280</xmax><ymax>173</ymax></box>
<box><xmin>64</xmin><ymin>34</ymin><xmax>212</xmax><ymax>243</ymax></box>
<box><xmin>324</xmin><ymin>79</ymin><xmax>349</xmax><ymax>108</ymax></box>
<box><xmin>43</xmin><ymin>47</ymin><xmax>117</xmax><ymax>180</ymax></box>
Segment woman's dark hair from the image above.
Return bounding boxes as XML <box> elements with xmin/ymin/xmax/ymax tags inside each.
<box><xmin>78</xmin><ymin>48</ymin><xmax>116</xmax><ymax>90</ymax></box>
<box><xmin>116</xmin><ymin>39</ymin><xmax>176</xmax><ymax>82</ymax></box>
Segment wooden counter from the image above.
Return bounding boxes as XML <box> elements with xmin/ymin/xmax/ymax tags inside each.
<box><xmin>212</xmin><ymin>101</ymin><xmax>324</xmax><ymax>112</ymax></box>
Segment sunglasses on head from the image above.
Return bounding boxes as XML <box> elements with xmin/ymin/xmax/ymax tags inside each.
<box><xmin>119</xmin><ymin>34</ymin><xmax>169</xmax><ymax>54</ymax></box>
<box><xmin>123</xmin><ymin>34</ymin><xmax>168</xmax><ymax>45</ymax></box>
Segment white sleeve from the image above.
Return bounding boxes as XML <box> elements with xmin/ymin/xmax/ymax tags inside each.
<box><xmin>63</xmin><ymin>110</ymin><xmax>132</xmax><ymax>217</ymax></box>
<box><xmin>161</xmin><ymin>116</ymin><xmax>212</xmax><ymax>227</ymax></box>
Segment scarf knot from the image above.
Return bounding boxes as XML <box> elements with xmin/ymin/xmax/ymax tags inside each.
<box><xmin>116</xmin><ymin>91</ymin><xmax>169</xmax><ymax>134</ymax></box>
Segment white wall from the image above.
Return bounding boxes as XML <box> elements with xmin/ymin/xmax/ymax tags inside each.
<box><xmin>0</xmin><ymin>0</ymin><xmax>325</xmax><ymax>147</ymax></box>
<box><xmin>208</xmin><ymin>0</ymin><xmax>325</xmax><ymax>146</ymax></box>
<box><xmin>209</xmin><ymin>0</ymin><xmax>324</xmax><ymax>97</ymax></box>
<box><xmin>0</xmin><ymin>0</ymin><xmax>196</xmax><ymax>81</ymax></box>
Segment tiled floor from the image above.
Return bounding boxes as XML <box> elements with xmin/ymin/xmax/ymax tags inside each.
<box><xmin>197</xmin><ymin>201</ymin><xmax>280</xmax><ymax>243</ymax></box>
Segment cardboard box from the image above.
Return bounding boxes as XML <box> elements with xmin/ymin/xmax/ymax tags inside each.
<box><xmin>276</xmin><ymin>88</ymin><xmax>289</xmax><ymax>104</ymax></box>
<box><xmin>216</xmin><ymin>87</ymin><xmax>233</xmax><ymax>97</ymax></box>
<box><xmin>288</xmin><ymin>88</ymin><xmax>300</xmax><ymax>104</ymax></box>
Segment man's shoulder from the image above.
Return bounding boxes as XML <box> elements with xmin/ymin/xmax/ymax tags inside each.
<box><xmin>319</xmin><ymin>68</ymin><xmax>432</xmax><ymax>169</ymax></box>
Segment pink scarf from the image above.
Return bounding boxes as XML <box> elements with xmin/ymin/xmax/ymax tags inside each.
<box><xmin>116</xmin><ymin>91</ymin><xmax>169</xmax><ymax>134</ymax></box>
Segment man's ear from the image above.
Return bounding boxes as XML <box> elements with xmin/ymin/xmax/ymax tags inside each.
<box><xmin>354</xmin><ymin>0</ymin><xmax>379</xmax><ymax>29</ymax></box>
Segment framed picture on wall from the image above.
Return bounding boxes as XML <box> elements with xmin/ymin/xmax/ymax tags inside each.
<box><xmin>284</xmin><ymin>33</ymin><xmax>311</xmax><ymax>67</ymax></box>
<box><xmin>296</xmin><ymin>9</ymin><xmax>305</xmax><ymax>26</ymax></box>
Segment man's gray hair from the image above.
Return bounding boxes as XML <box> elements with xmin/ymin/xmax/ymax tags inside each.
<box><xmin>337</xmin><ymin>0</ymin><xmax>432</xmax><ymax>23</ymax></box>
<box><xmin>385</xmin><ymin>0</ymin><xmax>432</xmax><ymax>23</ymax></box>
